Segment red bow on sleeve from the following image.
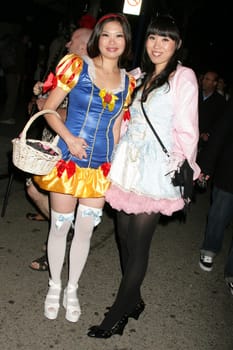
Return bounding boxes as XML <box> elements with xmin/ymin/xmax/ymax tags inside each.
<box><xmin>42</xmin><ymin>72</ymin><xmax>57</xmax><ymax>94</ymax></box>
<box><xmin>123</xmin><ymin>109</ymin><xmax>130</xmax><ymax>121</ymax></box>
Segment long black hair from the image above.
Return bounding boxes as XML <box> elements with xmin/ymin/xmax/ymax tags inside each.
<box><xmin>140</xmin><ymin>15</ymin><xmax>182</xmax><ymax>102</ymax></box>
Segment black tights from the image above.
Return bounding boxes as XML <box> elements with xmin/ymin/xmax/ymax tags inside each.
<box><xmin>100</xmin><ymin>211</ymin><xmax>160</xmax><ymax>329</ymax></box>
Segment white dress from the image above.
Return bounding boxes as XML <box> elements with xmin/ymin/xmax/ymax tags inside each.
<box><xmin>105</xmin><ymin>65</ymin><xmax>200</xmax><ymax>215</ymax></box>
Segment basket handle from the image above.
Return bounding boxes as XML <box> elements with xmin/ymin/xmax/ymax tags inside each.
<box><xmin>20</xmin><ymin>109</ymin><xmax>61</xmax><ymax>145</ymax></box>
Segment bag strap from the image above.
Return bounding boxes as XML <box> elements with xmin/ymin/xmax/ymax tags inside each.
<box><xmin>140</xmin><ymin>100</ymin><xmax>170</xmax><ymax>158</ymax></box>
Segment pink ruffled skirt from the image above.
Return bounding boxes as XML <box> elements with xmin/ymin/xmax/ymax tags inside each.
<box><xmin>105</xmin><ymin>184</ymin><xmax>185</xmax><ymax>216</ymax></box>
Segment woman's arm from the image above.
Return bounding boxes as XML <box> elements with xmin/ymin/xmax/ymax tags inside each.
<box><xmin>112</xmin><ymin>111</ymin><xmax>124</xmax><ymax>145</ymax></box>
<box><xmin>43</xmin><ymin>87</ymin><xmax>88</xmax><ymax>160</ymax></box>
<box><xmin>172</xmin><ymin>66</ymin><xmax>200</xmax><ymax>179</ymax></box>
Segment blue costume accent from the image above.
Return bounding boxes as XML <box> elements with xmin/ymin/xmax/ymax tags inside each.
<box><xmin>58</xmin><ymin>55</ymin><xmax>129</xmax><ymax>168</ymax></box>
<box><xmin>34</xmin><ymin>54</ymin><xmax>135</xmax><ymax>198</ymax></box>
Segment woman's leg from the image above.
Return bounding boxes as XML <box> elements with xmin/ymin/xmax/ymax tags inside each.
<box><xmin>68</xmin><ymin>197</ymin><xmax>105</xmax><ymax>286</ymax></box>
<box><xmin>45</xmin><ymin>192</ymin><xmax>77</xmax><ymax>320</ymax></box>
<box><xmin>63</xmin><ymin>197</ymin><xmax>104</xmax><ymax>322</ymax></box>
<box><xmin>47</xmin><ymin>192</ymin><xmax>77</xmax><ymax>284</ymax></box>
<box><xmin>115</xmin><ymin>210</ymin><xmax>131</xmax><ymax>274</ymax></box>
<box><xmin>201</xmin><ymin>187</ymin><xmax>233</xmax><ymax>254</ymax></box>
<box><xmin>26</xmin><ymin>179</ymin><xmax>50</xmax><ymax>219</ymax></box>
<box><xmin>100</xmin><ymin>211</ymin><xmax>160</xmax><ymax>329</ymax></box>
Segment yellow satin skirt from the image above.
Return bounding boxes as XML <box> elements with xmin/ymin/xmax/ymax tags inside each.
<box><xmin>33</xmin><ymin>161</ymin><xmax>111</xmax><ymax>198</ymax></box>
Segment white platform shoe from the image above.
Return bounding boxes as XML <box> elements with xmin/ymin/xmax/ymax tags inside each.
<box><xmin>44</xmin><ymin>280</ymin><xmax>61</xmax><ymax>320</ymax></box>
<box><xmin>63</xmin><ymin>283</ymin><xmax>81</xmax><ymax>322</ymax></box>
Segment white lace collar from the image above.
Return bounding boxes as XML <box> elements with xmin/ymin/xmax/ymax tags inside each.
<box><xmin>83</xmin><ymin>55</ymin><xmax>126</xmax><ymax>93</ymax></box>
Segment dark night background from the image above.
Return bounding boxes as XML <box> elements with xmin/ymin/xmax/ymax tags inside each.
<box><xmin>1</xmin><ymin>0</ymin><xmax>232</xmax><ymax>84</ymax></box>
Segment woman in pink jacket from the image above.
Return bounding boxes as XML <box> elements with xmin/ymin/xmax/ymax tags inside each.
<box><xmin>88</xmin><ymin>14</ymin><xmax>200</xmax><ymax>339</ymax></box>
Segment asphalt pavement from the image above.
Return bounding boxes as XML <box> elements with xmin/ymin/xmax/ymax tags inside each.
<box><xmin>0</xmin><ymin>101</ymin><xmax>233</xmax><ymax>350</ymax></box>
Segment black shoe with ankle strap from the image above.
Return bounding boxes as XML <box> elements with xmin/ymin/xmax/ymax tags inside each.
<box><xmin>104</xmin><ymin>299</ymin><xmax>145</xmax><ymax>320</ymax></box>
<box><xmin>87</xmin><ymin>314</ymin><xmax>129</xmax><ymax>339</ymax></box>
<box><xmin>128</xmin><ymin>299</ymin><xmax>145</xmax><ymax>320</ymax></box>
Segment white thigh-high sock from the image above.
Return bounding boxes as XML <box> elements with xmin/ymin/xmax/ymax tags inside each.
<box><xmin>68</xmin><ymin>204</ymin><xmax>103</xmax><ymax>286</ymax></box>
<box><xmin>47</xmin><ymin>209</ymin><xmax>74</xmax><ymax>284</ymax></box>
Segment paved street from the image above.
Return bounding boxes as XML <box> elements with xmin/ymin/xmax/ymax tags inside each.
<box><xmin>0</xmin><ymin>106</ymin><xmax>233</xmax><ymax>349</ymax></box>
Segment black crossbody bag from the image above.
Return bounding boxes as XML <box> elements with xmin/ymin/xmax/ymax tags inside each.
<box><xmin>140</xmin><ymin>100</ymin><xmax>194</xmax><ymax>206</ymax></box>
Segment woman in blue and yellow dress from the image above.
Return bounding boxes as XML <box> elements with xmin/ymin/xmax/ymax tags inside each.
<box><xmin>34</xmin><ymin>13</ymin><xmax>135</xmax><ymax>323</ymax></box>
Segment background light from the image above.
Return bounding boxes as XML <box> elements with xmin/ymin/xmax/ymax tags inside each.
<box><xmin>123</xmin><ymin>0</ymin><xmax>142</xmax><ymax>16</ymax></box>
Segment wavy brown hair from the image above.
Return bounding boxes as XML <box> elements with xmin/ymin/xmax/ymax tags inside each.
<box><xmin>87</xmin><ymin>13</ymin><xmax>132</xmax><ymax>68</ymax></box>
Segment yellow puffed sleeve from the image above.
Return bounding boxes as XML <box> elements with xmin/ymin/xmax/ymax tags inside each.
<box><xmin>123</xmin><ymin>73</ymin><xmax>136</xmax><ymax>110</ymax></box>
<box><xmin>55</xmin><ymin>53</ymin><xmax>84</xmax><ymax>93</ymax></box>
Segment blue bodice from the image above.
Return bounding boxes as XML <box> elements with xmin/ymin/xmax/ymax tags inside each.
<box><xmin>57</xmin><ymin>57</ymin><xmax>130</xmax><ymax>169</ymax></box>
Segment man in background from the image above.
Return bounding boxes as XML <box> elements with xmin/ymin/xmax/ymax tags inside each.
<box><xmin>198</xmin><ymin>70</ymin><xmax>226</xmax><ymax>158</ymax></box>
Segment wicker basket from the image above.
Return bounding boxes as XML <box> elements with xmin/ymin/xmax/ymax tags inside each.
<box><xmin>12</xmin><ymin>109</ymin><xmax>62</xmax><ymax>175</ymax></box>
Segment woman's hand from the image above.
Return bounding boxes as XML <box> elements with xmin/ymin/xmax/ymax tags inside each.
<box><xmin>196</xmin><ymin>172</ymin><xmax>210</xmax><ymax>189</ymax></box>
<box><xmin>198</xmin><ymin>173</ymin><xmax>210</xmax><ymax>182</ymax></box>
<box><xmin>200</xmin><ymin>132</ymin><xmax>210</xmax><ymax>142</ymax></box>
<box><xmin>33</xmin><ymin>81</ymin><xmax>43</xmax><ymax>96</ymax></box>
<box><xmin>67</xmin><ymin>136</ymin><xmax>88</xmax><ymax>160</ymax></box>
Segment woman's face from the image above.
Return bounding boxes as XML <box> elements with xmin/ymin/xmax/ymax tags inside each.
<box><xmin>146</xmin><ymin>34</ymin><xmax>177</xmax><ymax>72</ymax></box>
<box><xmin>98</xmin><ymin>21</ymin><xmax>126</xmax><ymax>59</ymax></box>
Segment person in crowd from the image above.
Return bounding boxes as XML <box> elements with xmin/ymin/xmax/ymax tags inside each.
<box><xmin>0</xmin><ymin>32</ymin><xmax>30</xmax><ymax>125</ymax></box>
<box><xmin>197</xmin><ymin>98</ymin><xmax>233</xmax><ymax>294</ymax></box>
<box><xmin>216</xmin><ymin>76</ymin><xmax>231</xmax><ymax>101</ymax></box>
<box><xmin>87</xmin><ymin>14</ymin><xmax>200</xmax><ymax>339</ymax></box>
<box><xmin>44</xmin><ymin>21</ymin><xmax>68</xmax><ymax>78</ymax></box>
<box><xmin>26</xmin><ymin>27</ymin><xmax>93</xmax><ymax>271</ymax></box>
<box><xmin>33</xmin><ymin>13</ymin><xmax>135</xmax><ymax>322</ymax></box>
<box><xmin>198</xmin><ymin>70</ymin><xmax>226</xmax><ymax>157</ymax></box>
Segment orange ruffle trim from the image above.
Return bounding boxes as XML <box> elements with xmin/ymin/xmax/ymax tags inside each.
<box><xmin>33</xmin><ymin>164</ymin><xmax>110</xmax><ymax>198</ymax></box>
